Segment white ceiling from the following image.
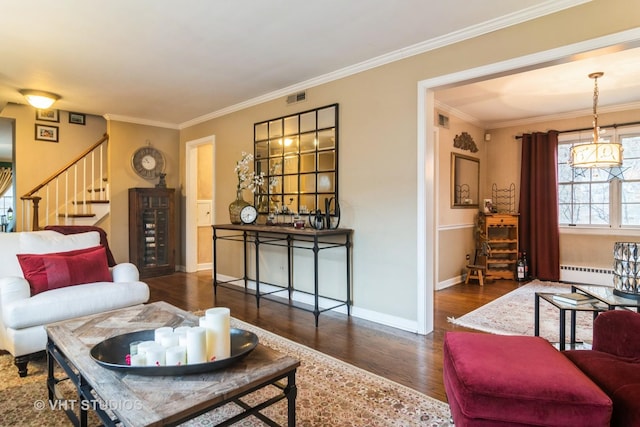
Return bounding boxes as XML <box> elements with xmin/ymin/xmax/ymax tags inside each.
<box><xmin>0</xmin><ymin>0</ymin><xmax>590</xmax><ymax>128</ymax></box>
<box><xmin>436</xmin><ymin>46</ymin><xmax>640</xmax><ymax>129</ymax></box>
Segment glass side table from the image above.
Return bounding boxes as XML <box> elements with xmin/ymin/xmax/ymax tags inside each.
<box><xmin>534</xmin><ymin>292</ymin><xmax>608</xmax><ymax>351</ymax></box>
<box><xmin>573</xmin><ymin>284</ymin><xmax>640</xmax><ymax>312</ymax></box>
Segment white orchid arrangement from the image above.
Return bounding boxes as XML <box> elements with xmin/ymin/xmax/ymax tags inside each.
<box><xmin>234</xmin><ymin>152</ymin><xmax>264</xmax><ymax>193</ymax></box>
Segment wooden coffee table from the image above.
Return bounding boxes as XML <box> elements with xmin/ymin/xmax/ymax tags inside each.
<box><xmin>45</xmin><ymin>301</ymin><xmax>299</xmax><ymax>426</ymax></box>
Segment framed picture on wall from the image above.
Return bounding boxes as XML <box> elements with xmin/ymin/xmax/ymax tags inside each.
<box><xmin>69</xmin><ymin>112</ymin><xmax>86</xmax><ymax>125</ymax></box>
<box><xmin>35</xmin><ymin>109</ymin><xmax>59</xmax><ymax>122</ymax></box>
<box><xmin>35</xmin><ymin>124</ymin><xmax>59</xmax><ymax>142</ymax></box>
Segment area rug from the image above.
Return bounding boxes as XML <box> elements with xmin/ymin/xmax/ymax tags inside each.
<box><xmin>0</xmin><ymin>317</ymin><xmax>451</xmax><ymax>427</ymax></box>
<box><xmin>448</xmin><ymin>280</ymin><xmax>595</xmax><ymax>344</ymax></box>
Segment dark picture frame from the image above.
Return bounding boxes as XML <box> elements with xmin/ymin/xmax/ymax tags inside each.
<box><xmin>35</xmin><ymin>124</ymin><xmax>59</xmax><ymax>142</ymax></box>
<box><xmin>35</xmin><ymin>109</ymin><xmax>59</xmax><ymax>122</ymax></box>
<box><xmin>69</xmin><ymin>112</ymin><xmax>86</xmax><ymax>125</ymax></box>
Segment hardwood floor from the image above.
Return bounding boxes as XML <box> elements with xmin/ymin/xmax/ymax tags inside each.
<box><xmin>146</xmin><ymin>271</ymin><xmax>519</xmax><ymax>402</ymax></box>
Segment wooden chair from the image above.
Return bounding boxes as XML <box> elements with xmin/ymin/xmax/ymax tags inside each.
<box><xmin>465</xmin><ymin>246</ymin><xmax>488</xmax><ymax>286</ymax></box>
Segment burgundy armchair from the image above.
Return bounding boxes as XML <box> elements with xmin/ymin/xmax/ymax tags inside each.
<box><xmin>564</xmin><ymin>309</ymin><xmax>640</xmax><ymax>427</ymax></box>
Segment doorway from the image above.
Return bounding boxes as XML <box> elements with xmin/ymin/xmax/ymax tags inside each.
<box><xmin>417</xmin><ymin>29</ymin><xmax>640</xmax><ymax>335</ymax></box>
<box><xmin>0</xmin><ymin>118</ymin><xmax>15</xmax><ymax>232</ymax></box>
<box><xmin>185</xmin><ymin>135</ymin><xmax>215</xmax><ymax>273</ymax></box>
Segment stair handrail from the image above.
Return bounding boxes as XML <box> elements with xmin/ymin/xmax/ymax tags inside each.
<box><xmin>21</xmin><ymin>133</ymin><xmax>109</xmax><ymax>199</ymax></box>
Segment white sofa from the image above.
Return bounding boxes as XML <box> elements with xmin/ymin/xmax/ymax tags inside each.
<box><xmin>0</xmin><ymin>230</ymin><xmax>149</xmax><ymax>376</ymax></box>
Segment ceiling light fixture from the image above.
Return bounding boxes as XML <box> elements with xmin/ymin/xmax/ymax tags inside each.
<box><xmin>570</xmin><ymin>72</ymin><xmax>623</xmax><ymax>168</ymax></box>
<box><xmin>19</xmin><ymin>89</ymin><xmax>61</xmax><ymax>109</ymax></box>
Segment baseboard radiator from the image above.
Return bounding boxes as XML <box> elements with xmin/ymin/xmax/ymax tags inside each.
<box><xmin>559</xmin><ymin>265</ymin><xmax>613</xmax><ymax>287</ymax></box>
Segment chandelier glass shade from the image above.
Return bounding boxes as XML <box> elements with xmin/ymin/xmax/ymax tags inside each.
<box><xmin>569</xmin><ymin>72</ymin><xmax>623</xmax><ymax>168</ymax></box>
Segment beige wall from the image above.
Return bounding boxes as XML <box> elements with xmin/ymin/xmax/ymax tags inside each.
<box><xmin>106</xmin><ymin>120</ymin><xmax>180</xmax><ymax>264</ymax></box>
<box><xmin>0</xmin><ymin>103</ymin><xmax>107</xmax><ymax>230</ymax></box>
<box><xmin>178</xmin><ymin>0</ymin><xmax>640</xmax><ymax>327</ymax></box>
<box><xmin>436</xmin><ymin>110</ymin><xmax>486</xmax><ymax>284</ymax></box>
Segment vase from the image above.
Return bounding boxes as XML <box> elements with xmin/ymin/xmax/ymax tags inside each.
<box><xmin>229</xmin><ymin>190</ymin><xmax>250</xmax><ymax>224</ymax></box>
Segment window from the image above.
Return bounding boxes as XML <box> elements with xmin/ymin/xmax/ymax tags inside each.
<box><xmin>558</xmin><ymin>127</ymin><xmax>640</xmax><ymax>228</ymax></box>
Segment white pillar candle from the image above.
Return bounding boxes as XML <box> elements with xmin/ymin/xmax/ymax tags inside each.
<box><xmin>154</xmin><ymin>327</ymin><xmax>173</xmax><ymax>343</ymax></box>
<box><xmin>177</xmin><ymin>332</ymin><xmax>188</xmax><ymax>348</ymax></box>
<box><xmin>130</xmin><ymin>353</ymin><xmax>146</xmax><ymax>366</ymax></box>
<box><xmin>174</xmin><ymin>326</ymin><xmax>191</xmax><ymax>336</ymax></box>
<box><xmin>160</xmin><ymin>332</ymin><xmax>179</xmax><ymax>348</ymax></box>
<box><xmin>186</xmin><ymin>327</ymin><xmax>207</xmax><ymax>364</ymax></box>
<box><xmin>145</xmin><ymin>344</ymin><xmax>166</xmax><ymax>366</ymax></box>
<box><xmin>165</xmin><ymin>345</ymin><xmax>187</xmax><ymax>366</ymax></box>
<box><xmin>199</xmin><ymin>316</ymin><xmax>216</xmax><ymax>361</ymax></box>
<box><xmin>137</xmin><ymin>340</ymin><xmax>158</xmax><ymax>356</ymax></box>
<box><xmin>129</xmin><ymin>340</ymin><xmax>142</xmax><ymax>355</ymax></box>
<box><xmin>205</xmin><ymin>307</ymin><xmax>231</xmax><ymax>360</ymax></box>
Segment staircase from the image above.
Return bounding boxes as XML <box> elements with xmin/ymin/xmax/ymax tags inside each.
<box><xmin>20</xmin><ymin>134</ymin><xmax>110</xmax><ymax>231</ymax></box>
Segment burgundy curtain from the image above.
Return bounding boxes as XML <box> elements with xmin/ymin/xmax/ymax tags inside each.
<box><xmin>519</xmin><ymin>131</ymin><xmax>560</xmax><ymax>281</ymax></box>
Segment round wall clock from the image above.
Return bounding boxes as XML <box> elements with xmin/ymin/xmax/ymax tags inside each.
<box><xmin>131</xmin><ymin>146</ymin><xmax>165</xmax><ymax>180</ymax></box>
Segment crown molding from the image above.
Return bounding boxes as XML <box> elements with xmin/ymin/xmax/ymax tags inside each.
<box><xmin>103</xmin><ymin>114</ymin><xmax>179</xmax><ymax>130</ymax></box>
<box><xmin>179</xmin><ymin>0</ymin><xmax>590</xmax><ymax>129</ymax></box>
<box><xmin>487</xmin><ymin>100</ymin><xmax>640</xmax><ymax>130</ymax></box>
<box><xmin>434</xmin><ymin>100</ymin><xmax>484</xmax><ymax>128</ymax></box>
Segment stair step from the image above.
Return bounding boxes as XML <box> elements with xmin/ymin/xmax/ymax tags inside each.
<box><xmin>58</xmin><ymin>213</ymin><xmax>96</xmax><ymax>218</ymax></box>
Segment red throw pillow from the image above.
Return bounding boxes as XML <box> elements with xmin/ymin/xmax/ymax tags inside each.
<box><xmin>17</xmin><ymin>245</ymin><xmax>112</xmax><ymax>296</ymax></box>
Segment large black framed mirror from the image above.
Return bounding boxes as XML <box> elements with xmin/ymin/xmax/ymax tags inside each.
<box><xmin>451</xmin><ymin>153</ymin><xmax>479</xmax><ymax>208</ymax></box>
<box><xmin>254</xmin><ymin>103</ymin><xmax>338</xmax><ymax>215</ymax></box>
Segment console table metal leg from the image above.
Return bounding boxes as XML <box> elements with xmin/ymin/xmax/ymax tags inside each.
<box><xmin>287</xmin><ymin>235</ymin><xmax>293</xmax><ymax>301</ymax></box>
<box><xmin>313</xmin><ymin>235</ymin><xmax>320</xmax><ymax>327</ymax></box>
<box><xmin>212</xmin><ymin>230</ymin><xmax>218</xmax><ymax>295</ymax></box>
<box><xmin>243</xmin><ymin>231</ymin><xmax>248</xmax><ymax>291</ymax></box>
<box><xmin>255</xmin><ymin>233</ymin><xmax>261</xmax><ymax>308</ymax></box>
<box><xmin>346</xmin><ymin>234</ymin><xmax>352</xmax><ymax>315</ymax></box>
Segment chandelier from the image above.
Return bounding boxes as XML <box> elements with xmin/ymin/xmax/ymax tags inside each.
<box><xmin>570</xmin><ymin>72</ymin><xmax>623</xmax><ymax>168</ymax></box>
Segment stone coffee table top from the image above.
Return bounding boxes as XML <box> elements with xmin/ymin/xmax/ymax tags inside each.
<box><xmin>46</xmin><ymin>301</ymin><xmax>300</xmax><ymax>426</ymax></box>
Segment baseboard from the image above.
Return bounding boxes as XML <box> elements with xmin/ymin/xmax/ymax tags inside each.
<box><xmin>215</xmin><ymin>274</ymin><xmax>418</xmax><ymax>333</ymax></box>
<box><xmin>437</xmin><ymin>276</ymin><xmax>462</xmax><ymax>290</ymax></box>
<box><xmin>173</xmin><ymin>264</ymin><xmax>213</xmax><ymax>273</ymax></box>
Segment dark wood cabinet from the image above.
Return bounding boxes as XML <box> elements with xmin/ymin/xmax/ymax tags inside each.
<box><xmin>129</xmin><ymin>187</ymin><xmax>175</xmax><ymax>278</ymax></box>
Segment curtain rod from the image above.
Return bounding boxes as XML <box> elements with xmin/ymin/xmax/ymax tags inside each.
<box><xmin>514</xmin><ymin>120</ymin><xmax>640</xmax><ymax>139</ymax></box>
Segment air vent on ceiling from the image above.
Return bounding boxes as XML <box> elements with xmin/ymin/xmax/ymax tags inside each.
<box><xmin>286</xmin><ymin>91</ymin><xmax>306</xmax><ymax>105</ymax></box>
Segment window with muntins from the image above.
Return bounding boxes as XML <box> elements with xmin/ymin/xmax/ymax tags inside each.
<box><xmin>557</xmin><ymin>126</ymin><xmax>640</xmax><ymax>228</ymax></box>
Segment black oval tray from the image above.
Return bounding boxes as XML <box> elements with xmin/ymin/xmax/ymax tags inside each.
<box><xmin>90</xmin><ymin>328</ymin><xmax>258</xmax><ymax>376</ymax></box>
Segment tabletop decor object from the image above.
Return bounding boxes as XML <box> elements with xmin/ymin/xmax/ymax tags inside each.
<box><xmin>613</xmin><ymin>242</ymin><xmax>640</xmax><ymax>299</ymax></box>
<box><xmin>90</xmin><ymin>328</ymin><xmax>258</xmax><ymax>375</ymax></box>
<box><xmin>229</xmin><ymin>152</ymin><xmax>264</xmax><ymax>224</ymax></box>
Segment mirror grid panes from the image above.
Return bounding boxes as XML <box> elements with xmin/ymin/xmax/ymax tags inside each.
<box><xmin>254</xmin><ymin>103</ymin><xmax>339</xmax><ymax>215</ymax></box>
<box><xmin>451</xmin><ymin>153</ymin><xmax>480</xmax><ymax>208</ymax></box>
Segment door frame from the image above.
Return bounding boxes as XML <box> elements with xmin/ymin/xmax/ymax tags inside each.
<box><xmin>185</xmin><ymin>134</ymin><xmax>215</xmax><ymax>273</ymax></box>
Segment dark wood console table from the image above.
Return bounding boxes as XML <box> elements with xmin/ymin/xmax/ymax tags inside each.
<box><xmin>212</xmin><ymin>224</ymin><xmax>353</xmax><ymax>326</ymax></box>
